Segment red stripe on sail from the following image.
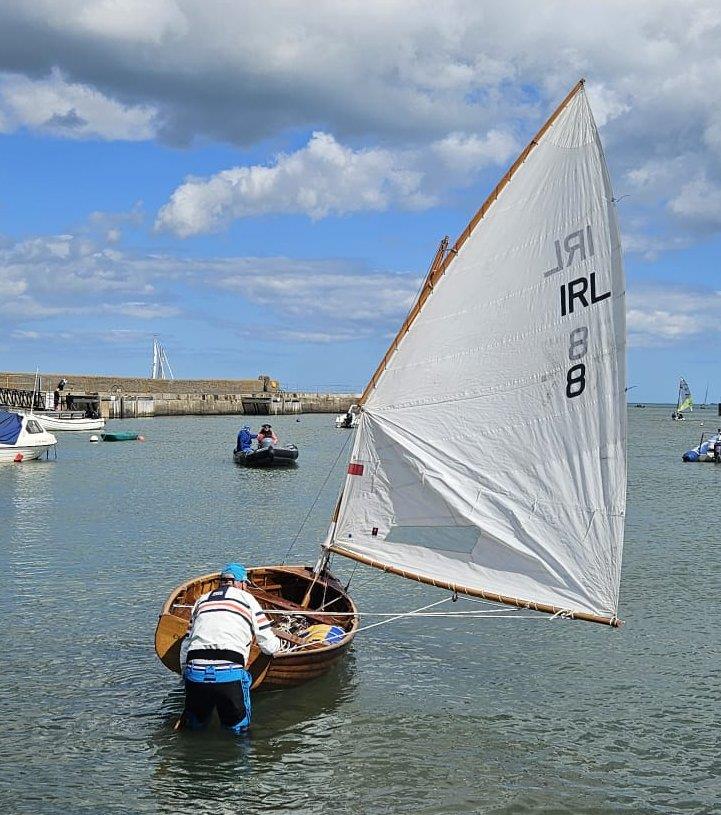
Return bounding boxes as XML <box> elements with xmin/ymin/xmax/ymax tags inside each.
<box><xmin>347</xmin><ymin>463</ymin><xmax>364</xmax><ymax>476</ymax></box>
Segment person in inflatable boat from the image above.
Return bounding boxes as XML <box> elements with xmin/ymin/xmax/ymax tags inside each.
<box><xmin>179</xmin><ymin>563</ymin><xmax>281</xmax><ymax>734</ymax></box>
<box><xmin>256</xmin><ymin>424</ymin><xmax>278</xmax><ymax>449</ymax></box>
<box><xmin>236</xmin><ymin>425</ymin><xmax>257</xmax><ymax>453</ymax></box>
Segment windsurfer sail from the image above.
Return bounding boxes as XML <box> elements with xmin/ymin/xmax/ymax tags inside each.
<box><xmin>673</xmin><ymin>378</ymin><xmax>692</xmax><ymax>419</ymax></box>
<box><xmin>317</xmin><ymin>79</ymin><xmax>626</xmax><ymax>627</ymax></box>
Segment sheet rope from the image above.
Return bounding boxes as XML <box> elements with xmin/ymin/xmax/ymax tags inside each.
<box><xmin>274</xmin><ymin>597</ymin><xmax>546</xmax><ymax>654</ymax></box>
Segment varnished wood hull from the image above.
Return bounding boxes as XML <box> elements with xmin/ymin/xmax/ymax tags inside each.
<box><xmin>155</xmin><ymin>564</ymin><xmax>358</xmax><ymax>690</ymax></box>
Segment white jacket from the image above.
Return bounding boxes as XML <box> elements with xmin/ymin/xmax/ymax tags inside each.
<box><xmin>180</xmin><ymin>585</ymin><xmax>281</xmax><ymax>669</ymax></box>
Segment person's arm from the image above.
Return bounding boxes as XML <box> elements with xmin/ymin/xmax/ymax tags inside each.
<box><xmin>248</xmin><ymin>595</ymin><xmax>281</xmax><ymax>655</ymax></box>
<box><xmin>271</xmin><ymin>431</ymin><xmax>278</xmax><ymax>443</ymax></box>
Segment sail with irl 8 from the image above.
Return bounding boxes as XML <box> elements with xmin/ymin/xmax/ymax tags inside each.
<box><xmin>325</xmin><ymin>78</ymin><xmax>627</xmax><ymax>628</ymax></box>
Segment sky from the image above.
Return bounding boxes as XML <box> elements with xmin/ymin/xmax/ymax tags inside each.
<box><xmin>0</xmin><ymin>1</ymin><xmax>720</xmax><ymax>400</ymax></box>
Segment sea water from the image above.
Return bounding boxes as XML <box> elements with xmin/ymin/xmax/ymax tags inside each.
<box><xmin>0</xmin><ymin>409</ymin><xmax>718</xmax><ymax>814</ymax></box>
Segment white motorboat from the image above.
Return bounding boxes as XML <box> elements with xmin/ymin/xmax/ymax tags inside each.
<box><xmin>28</xmin><ymin>410</ymin><xmax>105</xmax><ymax>432</ymax></box>
<box><xmin>0</xmin><ymin>411</ymin><xmax>57</xmax><ymax>462</ymax></box>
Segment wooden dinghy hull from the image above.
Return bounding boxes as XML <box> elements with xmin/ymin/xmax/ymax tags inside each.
<box><xmin>155</xmin><ymin>564</ymin><xmax>358</xmax><ymax>690</ymax></box>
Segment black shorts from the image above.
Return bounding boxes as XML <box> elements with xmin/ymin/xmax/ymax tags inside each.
<box><xmin>184</xmin><ymin>679</ymin><xmax>248</xmax><ymax>728</ymax></box>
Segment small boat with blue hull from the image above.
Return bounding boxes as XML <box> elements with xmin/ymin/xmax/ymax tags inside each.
<box><xmin>233</xmin><ymin>444</ymin><xmax>299</xmax><ymax>467</ymax></box>
<box><xmin>683</xmin><ymin>432</ymin><xmax>721</xmax><ymax>463</ymax></box>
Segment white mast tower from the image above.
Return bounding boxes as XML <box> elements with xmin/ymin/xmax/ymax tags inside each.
<box><xmin>150</xmin><ymin>336</ymin><xmax>174</xmax><ymax>380</ymax></box>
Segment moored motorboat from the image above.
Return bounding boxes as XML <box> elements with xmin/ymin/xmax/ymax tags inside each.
<box><xmin>102</xmin><ymin>430</ymin><xmax>141</xmax><ymax>442</ymax></box>
<box><xmin>233</xmin><ymin>444</ymin><xmax>298</xmax><ymax>466</ymax></box>
<box><xmin>0</xmin><ymin>411</ymin><xmax>57</xmax><ymax>463</ymax></box>
<box><xmin>28</xmin><ymin>410</ymin><xmax>105</xmax><ymax>432</ymax></box>
<box><xmin>155</xmin><ymin>565</ymin><xmax>358</xmax><ymax>690</ymax></box>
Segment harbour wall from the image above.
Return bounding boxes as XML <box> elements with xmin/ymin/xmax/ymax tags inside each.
<box><xmin>0</xmin><ymin>371</ymin><xmax>358</xmax><ymax>418</ymax></box>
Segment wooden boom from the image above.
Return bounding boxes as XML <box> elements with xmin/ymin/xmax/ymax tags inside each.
<box><xmin>329</xmin><ymin>544</ymin><xmax>621</xmax><ymax>627</ymax></box>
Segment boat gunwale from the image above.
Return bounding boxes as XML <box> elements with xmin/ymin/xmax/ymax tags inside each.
<box><xmin>158</xmin><ymin>564</ymin><xmax>360</xmax><ymax>660</ymax></box>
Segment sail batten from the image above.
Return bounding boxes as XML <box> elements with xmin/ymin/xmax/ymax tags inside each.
<box><xmin>332</xmin><ymin>81</ymin><xmax>626</xmax><ymax>624</ymax></box>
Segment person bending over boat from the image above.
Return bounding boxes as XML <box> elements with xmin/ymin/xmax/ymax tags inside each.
<box><xmin>256</xmin><ymin>424</ymin><xmax>278</xmax><ymax>449</ymax></box>
<box><xmin>179</xmin><ymin>562</ymin><xmax>280</xmax><ymax>734</ymax></box>
<box><xmin>235</xmin><ymin>425</ymin><xmax>257</xmax><ymax>453</ymax></box>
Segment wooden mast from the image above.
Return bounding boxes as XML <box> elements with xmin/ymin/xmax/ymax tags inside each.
<box><xmin>358</xmin><ymin>78</ymin><xmax>586</xmax><ymax>407</ymax></box>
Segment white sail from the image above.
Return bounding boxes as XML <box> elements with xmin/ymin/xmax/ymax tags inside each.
<box><xmin>676</xmin><ymin>378</ymin><xmax>692</xmax><ymax>413</ymax></box>
<box><xmin>330</xmin><ymin>84</ymin><xmax>626</xmax><ymax>622</ymax></box>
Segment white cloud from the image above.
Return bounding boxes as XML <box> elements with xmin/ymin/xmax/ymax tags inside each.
<box><xmin>0</xmin><ymin>222</ymin><xmax>420</xmax><ymax>345</ymax></box>
<box><xmin>213</xmin><ymin>260</ymin><xmax>419</xmax><ymax>324</ymax></box>
<box><xmin>106</xmin><ymin>302</ymin><xmax>181</xmax><ymax>319</ymax></box>
<box><xmin>668</xmin><ymin>175</ymin><xmax>721</xmax><ymax>229</ymax></box>
<box><xmin>2</xmin><ymin>2</ymin><xmax>721</xmax><ymax>242</ymax></box>
<box><xmin>155</xmin><ymin>128</ymin><xmax>517</xmax><ymax>236</ymax></box>
<box><xmin>0</xmin><ymin>68</ymin><xmax>157</xmax><ymax>140</ymax></box>
<box><xmin>584</xmin><ymin>82</ymin><xmax>630</xmax><ymax>128</ymax></box>
<box><xmin>77</xmin><ymin>0</ymin><xmax>187</xmax><ymax>45</ymax></box>
<box><xmin>627</xmin><ymin>285</ymin><xmax>721</xmax><ymax>346</ymax></box>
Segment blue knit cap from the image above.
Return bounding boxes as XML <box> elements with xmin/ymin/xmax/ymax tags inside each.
<box><xmin>220</xmin><ymin>562</ymin><xmax>247</xmax><ymax>582</ymax></box>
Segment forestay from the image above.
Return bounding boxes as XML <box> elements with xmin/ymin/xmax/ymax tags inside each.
<box><xmin>330</xmin><ymin>84</ymin><xmax>626</xmax><ymax>623</ymax></box>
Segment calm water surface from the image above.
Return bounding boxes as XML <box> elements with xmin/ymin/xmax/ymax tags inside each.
<box><xmin>0</xmin><ymin>409</ymin><xmax>719</xmax><ymax>814</ymax></box>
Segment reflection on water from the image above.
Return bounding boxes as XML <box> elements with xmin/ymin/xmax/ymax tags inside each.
<box><xmin>148</xmin><ymin>658</ymin><xmax>358</xmax><ymax>814</ymax></box>
<box><xmin>1</xmin><ymin>410</ymin><xmax>720</xmax><ymax>814</ymax></box>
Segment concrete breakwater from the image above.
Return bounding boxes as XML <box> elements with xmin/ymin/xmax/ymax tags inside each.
<box><xmin>0</xmin><ymin>371</ymin><xmax>358</xmax><ymax>419</ymax></box>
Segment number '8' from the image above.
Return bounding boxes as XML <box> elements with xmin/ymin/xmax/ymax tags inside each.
<box><xmin>566</xmin><ymin>326</ymin><xmax>588</xmax><ymax>398</ymax></box>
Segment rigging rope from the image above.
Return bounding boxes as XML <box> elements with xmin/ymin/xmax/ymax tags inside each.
<box><xmin>281</xmin><ymin>431</ymin><xmax>353</xmax><ymax>564</ymax></box>
<box><xmin>270</xmin><ymin>596</ymin><xmax>548</xmax><ymax>655</ymax></box>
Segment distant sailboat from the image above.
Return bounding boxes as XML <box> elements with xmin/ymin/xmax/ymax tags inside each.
<box><xmin>699</xmin><ymin>384</ymin><xmax>709</xmax><ymax>409</ymax></box>
<box><xmin>150</xmin><ymin>336</ymin><xmax>174</xmax><ymax>380</ymax></box>
<box><xmin>671</xmin><ymin>378</ymin><xmax>692</xmax><ymax>420</ymax></box>
<box><xmin>155</xmin><ymin>78</ymin><xmax>626</xmax><ymax>697</ymax></box>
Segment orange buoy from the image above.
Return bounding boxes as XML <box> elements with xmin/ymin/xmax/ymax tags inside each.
<box><xmin>13</xmin><ymin>453</ymin><xmax>23</xmax><ymax>463</ymax></box>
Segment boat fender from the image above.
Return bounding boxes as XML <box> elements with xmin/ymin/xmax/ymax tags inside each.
<box><xmin>682</xmin><ymin>450</ymin><xmax>699</xmax><ymax>462</ymax></box>
<box><xmin>303</xmin><ymin>624</ymin><xmax>346</xmax><ymax>645</ymax></box>
<box><xmin>13</xmin><ymin>453</ymin><xmax>23</xmax><ymax>463</ymax></box>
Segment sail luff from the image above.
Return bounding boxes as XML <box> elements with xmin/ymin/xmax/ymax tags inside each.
<box><xmin>358</xmin><ymin>78</ymin><xmax>586</xmax><ymax>407</ymax></box>
<box><xmin>328</xmin><ymin>543</ymin><xmax>620</xmax><ymax>626</ymax></box>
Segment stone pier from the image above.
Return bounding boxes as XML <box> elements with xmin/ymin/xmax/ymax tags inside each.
<box><xmin>0</xmin><ymin>371</ymin><xmax>358</xmax><ymax>418</ymax></box>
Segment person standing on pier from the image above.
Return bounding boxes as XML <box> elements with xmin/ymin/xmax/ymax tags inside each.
<box><xmin>56</xmin><ymin>378</ymin><xmax>68</xmax><ymax>410</ymax></box>
<box><xmin>179</xmin><ymin>563</ymin><xmax>281</xmax><ymax>734</ymax></box>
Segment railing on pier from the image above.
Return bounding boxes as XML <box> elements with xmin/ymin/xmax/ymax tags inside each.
<box><xmin>0</xmin><ymin>387</ymin><xmax>44</xmax><ymax>411</ymax></box>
